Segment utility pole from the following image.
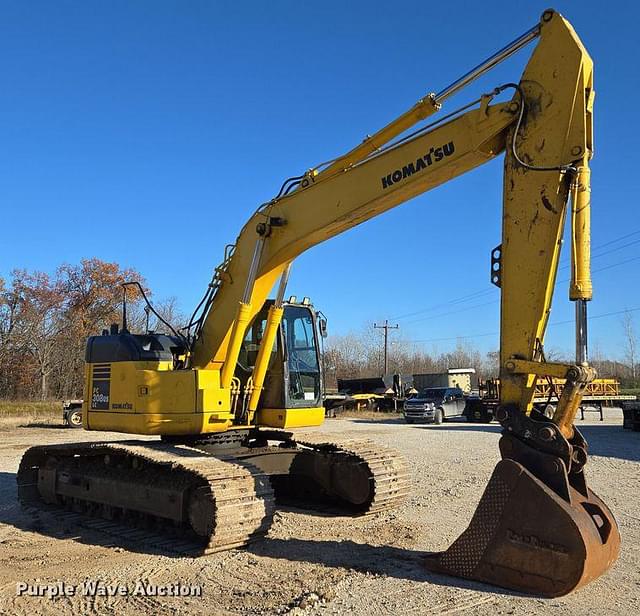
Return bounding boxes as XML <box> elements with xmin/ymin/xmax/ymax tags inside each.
<box><xmin>374</xmin><ymin>320</ymin><xmax>399</xmax><ymax>376</ymax></box>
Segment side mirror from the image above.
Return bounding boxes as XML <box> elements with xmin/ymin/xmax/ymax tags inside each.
<box><xmin>318</xmin><ymin>317</ymin><xmax>328</xmax><ymax>338</ymax></box>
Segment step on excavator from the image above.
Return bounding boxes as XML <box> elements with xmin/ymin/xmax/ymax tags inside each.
<box><xmin>18</xmin><ymin>9</ymin><xmax>619</xmax><ymax>597</ymax></box>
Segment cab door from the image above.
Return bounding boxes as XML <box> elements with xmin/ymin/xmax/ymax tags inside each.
<box><xmin>443</xmin><ymin>389</ymin><xmax>458</xmax><ymax>418</ymax></box>
<box><xmin>453</xmin><ymin>388</ymin><xmax>466</xmax><ymax>415</ymax></box>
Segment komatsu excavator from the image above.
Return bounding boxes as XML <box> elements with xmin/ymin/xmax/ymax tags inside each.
<box><xmin>18</xmin><ymin>9</ymin><xmax>619</xmax><ymax>597</ymax></box>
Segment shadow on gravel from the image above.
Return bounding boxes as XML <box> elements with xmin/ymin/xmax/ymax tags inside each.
<box><xmin>416</xmin><ymin>422</ymin><xmax>640</xmax><ymax>462</ymax></box>
<box><xmin>248</xmin><ymin>537</ymin><xmax>523</xmax><ymax>596</ymax></box>
<box><xmin>0</xmin><ymin>471</ymin><xmax>15</xmax><ymax>497</ymax></box>
<box><xmin>18</xmin><ymin>422</ymin><xmax>66</xmax><ymax>429</ymax></box>
<box><xmin>0</xmin><ymin>467</ymin><xmax>201</xmax><ymax>558</ymax></box>
<box><xmin>414</xmin><ymin>423</ymin><xmax>502</xmax><ymax>434</ymax></box>
<box><xmin>0</xmin><ymin>471</ymin><xmax>20</xmax><ymax>520</ymax></box>
<box><xmin>348</xmin><ymin>417</ymin><xmax>405</xmax><ymax>425</ymax></box>
<box><xmin>575</xmin><ymin>424</ymin><xmax>640</xmax><ymax>463</ymax></box>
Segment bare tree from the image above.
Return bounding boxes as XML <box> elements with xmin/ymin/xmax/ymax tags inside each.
<box><xmin>0</xmin><ymin>277</ymin><xmax>28</xmax><ymax>398</ymax></box>
<box><xmin>0</xmin><ymin>259</ymin><xmax>148</xmax><ymax>400</ymax></box>
<box><xmin>325</xmin><ymin>324</ymin><xmax>496</xmax><ymax>387</ymax></box>
<box><xmin>622</xmin><ymin>311</ymin><xmax>638</xmax><ymax>379</ymax></box>
<box><xmin>151</xmin><ymin>296</ymin><xmax>186</xmax><ymax>334</ymax></box>
<box><xmin>10</xmin><ymin>271</ymin><xmax>66</xmax><ymax>399</ymax></box>
<box><xmin>485</xmin><ymin>350</ymin><xmax>500</xmax><ymax>376</ymax></box>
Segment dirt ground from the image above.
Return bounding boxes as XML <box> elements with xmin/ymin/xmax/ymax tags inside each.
<box><xmin>0</xmin><ymin>409</ymin><xmax>638</xmax><ymax>615</ymax></box>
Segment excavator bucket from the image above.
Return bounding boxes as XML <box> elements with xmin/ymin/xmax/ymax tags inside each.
<box><xmin>424</xmin><ymin>457</ymin><xmax>620</xmax><ymax>597</ymax></box>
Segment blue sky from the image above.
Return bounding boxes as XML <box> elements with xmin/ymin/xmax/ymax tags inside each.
<box><xmin>1</xmin><ymin>0</ymin><xmax>638</xmax><ymax>360</ymax></box>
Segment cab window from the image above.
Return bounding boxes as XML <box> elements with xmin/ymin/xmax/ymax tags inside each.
<box><xmin>281</xmin><ymin>306</ymin><xmax>321</xmax><ymax>404</ymax></box>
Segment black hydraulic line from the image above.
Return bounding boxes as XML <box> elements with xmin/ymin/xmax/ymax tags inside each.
<box><xmin>496</xmin><ymin>82</ymin><xmax>577</xmax><ymax>173</ymax></box>
<box><xmin>283</xmin><ymin>180</ymin><xmax>302</xmax><ymax>196</ymax></box>
<box><xmin>275</xmin><ymin>174</ymin><xmax>306</xmax><ymax>199</ymax></box>
<box><xmin>186</xmin><ymin>284</ymin><xmax>213</xmax><ymax>331</ymax></box>
<box><xmin>122</xmin><ymin>281</ymin><xmax>189</xmax><ymax>349</ymax></box>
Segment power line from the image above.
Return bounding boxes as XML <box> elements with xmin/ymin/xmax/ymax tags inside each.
<box><xmin>403</xmin><ymin>306</ymin><xmax>640</xmax><ymax>345</ymax></box>
<box><xmin>373</xmin><ymin>320</ymin><xmax>399</xmax><ymax>375</ymax></box>
<box><xmin>397</xmin><ymin>255</ymin><xmax>640</xmax><ymax>327</ymax></box>
<box><xmin>391</xmin><ymin>288</ymin><xmax>494</xmax><ymax>321</ymax></box>
<box><xmin>559</xmin><ymin>238</ymin><xmax>640</xmax><ymax>270</ymax></box>
<box><xmin>589</xmin><ymin>254</ymin><xmax>640</xmax><ymax>274</ymax></box>
<box><xmin>391</xmin><ymin>228</ymin><xmax>640</xmax><ymax>322</ymax></box>
<box><xmin>404</xmin><ymin>330</ymin><xmax>498</xmax><ymax>344</ymax></box>
<box><xmin>403</xmin><ymin>299</ymin><xmax>497</xmax><ymax>326</ymax></box>
<box><xmin>546</xmin><ymin>306</ymin><xmax>640</xmax><ymax>328</ymax></box>
<box><xmin>591</xmin><ymin>228</ymin><xmax>640</xmax><ymax>250</ymax></box>
<box><xmin>593</xmin><ymin>237</ymin><xmax>640</xmax><ymax>258</ymax></box>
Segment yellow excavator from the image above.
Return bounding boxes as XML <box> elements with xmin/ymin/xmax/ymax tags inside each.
<box><xmin>18</xmin><ymin>9</ymin><xmax>619</xmax><ymax>597</ymax></box>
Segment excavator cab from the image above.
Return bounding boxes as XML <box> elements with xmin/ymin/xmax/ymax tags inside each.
<box><xmin>237</xmin><ymin>300</ymin><xmax>326</xmax><ymax>428</ymax></box>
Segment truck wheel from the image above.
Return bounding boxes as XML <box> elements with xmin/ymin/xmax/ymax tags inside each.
<box><xmin>67</xmin><ymin>409</ymin><xmax>83</xmax><ymax>428</ymax></box>
<box><xmin>434</xmin><ymin>408</ymin><xmax>443</xmax><ymax>425</ymax></box>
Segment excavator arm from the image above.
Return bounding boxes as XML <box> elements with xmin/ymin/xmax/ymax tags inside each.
<box><xmin>191</xmin><ymin>99</ymin><xmax>516</xmax><ymax>371</ymax></box>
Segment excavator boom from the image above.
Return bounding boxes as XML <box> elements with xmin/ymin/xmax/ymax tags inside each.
<box><xmin>191</xmin><ymin>100</ymin><xmax>515</xmax><ymax>370</ymax></box>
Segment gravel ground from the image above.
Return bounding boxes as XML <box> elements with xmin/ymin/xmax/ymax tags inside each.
<box><xmin>0</xmin><ymin>409</ymin><xmax>638</xmax><ymax>615</ymax></box>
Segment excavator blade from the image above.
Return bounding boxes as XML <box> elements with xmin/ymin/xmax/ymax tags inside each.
<box><xmin>424</xmin><ymin>458</ymin><xmax>620</xmax><ymax>597</ymax></box>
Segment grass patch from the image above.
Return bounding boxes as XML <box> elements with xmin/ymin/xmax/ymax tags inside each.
<box><xmin>621</xmin><ymin>389</ymin><xmax>640</xmax><ymax>398</ymax></box>
<box><xmin>0</xmin><ymin>400</ymin><xmax>61</xmax><ymax>417</ymax></box>
<box><xmin>0</xmin><ymin>400</ymin><xmax>62</xmax><ymax>430</ymax></box>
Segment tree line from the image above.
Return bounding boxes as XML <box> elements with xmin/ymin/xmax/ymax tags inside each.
<box><xmin>323</xmin><ymin>320</ymin><xmax>640</xmax><ymax>391</ymax></box>
<box><xmin>322</xmin><ymin>333</ymin><xmax>489</xmax><ymax>388</ymax></box>
<box><xmin>1</xmin><ymin>257</ymin><xmax>638</xmax><ymax>400</ymax></box>
<box><xmin>0</xmin><ymin>259</ymin><xmax>180</xmax><ymax>400</ymax></box>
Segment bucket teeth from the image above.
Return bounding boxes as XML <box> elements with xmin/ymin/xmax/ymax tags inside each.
<box><xmin>424</xmin><ymin>458</ymin><xmax>620</xmax><ymax>597</ymax></box>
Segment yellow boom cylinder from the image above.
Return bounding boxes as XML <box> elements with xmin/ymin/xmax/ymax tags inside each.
<box><xmin>248</xmin><ymin>305</ymin><xmax>284</xmax><ymax>411</ymax></box>
<box><xmin>319</xmin><ymin>95</ymin><xmax>440</xmax><ymax>177</ymax></box>
<box><xmin>570</xmin><ymin>163</ymin><xmax>592</xmax><ymax>301</ymax></box>
<box><xmin>221</xmin><ymin>302</ymin><xmax>252</xmax><ymax>389</ymax></box>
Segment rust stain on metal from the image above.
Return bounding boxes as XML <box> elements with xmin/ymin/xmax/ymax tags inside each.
<box><xmin>541</xmin><ymin>192</ymin><xmax>558</xmax><ymax>214</ymax></box>
<box><xmin>528</xmin><ymin>210</ymin><xmax>540</xmax><ymax>241</ymax></box>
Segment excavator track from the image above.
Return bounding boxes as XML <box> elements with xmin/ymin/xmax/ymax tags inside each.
<box><xmin>292</xmin><ymin>437</ymin><xmax>411</xmax><ymax>514</ymax></box>
<box><xmin>16</xmin><ymin>434</ymin><xmax>410</xmax><ymax>556</ymax></box>
<box><xmin>17</xmin><ymin>440</ymin><xmax>275</xmax><ymax>556</ymax></box>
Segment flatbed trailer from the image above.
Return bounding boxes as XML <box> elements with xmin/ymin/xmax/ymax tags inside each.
<box><xmin>465</xmin><ymin>378</ymin><xmax>634</xmax><ymax>423</ymax></box>
<box><xmin>336</xmin><ymin>375</ymin><xmax>406</xmax><ymax>412</ymax></box>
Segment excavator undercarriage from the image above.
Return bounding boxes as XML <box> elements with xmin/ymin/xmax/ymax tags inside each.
<box><xmin>17</xmin><ymin>431</ymin><xmax>410</xmax><ymax>555</ymax></box>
